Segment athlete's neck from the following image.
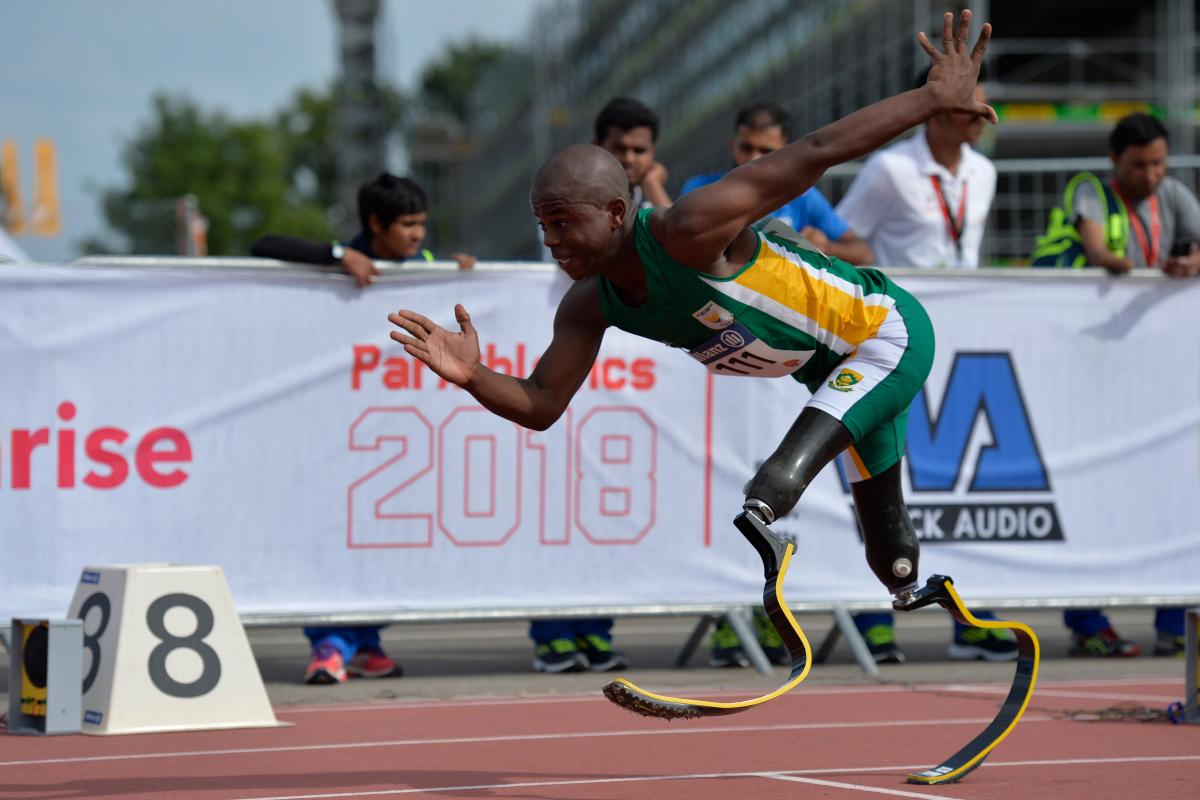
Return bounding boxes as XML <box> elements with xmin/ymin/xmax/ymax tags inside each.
<box><xmin>601</xmin><ymin>227</ymin><xmax>648</xmax><ymax>306</ymax></box>
<box><xmin>925</xmin><ymin>127</ymin><xmax>963</xmax><ymax>176</ymax></box>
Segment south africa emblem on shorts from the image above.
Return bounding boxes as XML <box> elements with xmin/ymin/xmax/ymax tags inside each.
<box><xmin>828</xmin><ymin>368</ymin><xmax>863</xmax><ymax>392</ymax></box>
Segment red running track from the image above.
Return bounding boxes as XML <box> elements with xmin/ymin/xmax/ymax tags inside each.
<box><xmin>1</xmin><ymin>677</ymin><xmax>1197</xmax><ymax>799</ymax></box>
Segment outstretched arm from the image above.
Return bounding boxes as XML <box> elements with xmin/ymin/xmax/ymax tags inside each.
<box><xmin>388</xmin><ymin>279</ymin><xmax>607</xmax><ymax>430</ymax></box>
<box><xmin>661</xmin><ymin>10</ymin><xmax>994</xmax><ymax>268</ymax></box>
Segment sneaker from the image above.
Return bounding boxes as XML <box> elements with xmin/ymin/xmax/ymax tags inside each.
<box><xmin>576</xmin><ymin>634</ymin><xmax>629</xmax><ymax>672</ymax></box>
<box><xmin>861</xmin><ymin>623</ymin><xmax>906</xmax><ymax>665</ymax></box>
<box><xmin>708</xmin><ymin>619</ymin><xmax>750</xmax><ymax>668</ymax></box>
<box><xmin>753</xmin><ymin>609</ymin><xmax>792</xmax><ymax>666</ymax></box>
<box><xmin>1153</xmin><ymin>630</ymin><xmax>1185</xmax><ymax>657</ymax></box>
<box><xmin>532</xmin><ymin>638</ymin><xmax>589</xmax><ymax>673</ymax></box>
<box><xmin>348</xmin><ymin>646</ymin><xmax>400</xmax><ymax>678</ymax></box>
<box><xmin>1069</xmin><ymin>627</ymin><xmax>1141</xmax><ymax>658</ymax></box>
<box><xmin>304</xmin><ymin>643</ymin><xmax>347</xmax><ymax>684</ymax></box>
<box><xmin>949</xmin><ymin>626</ymin><xmax>1019</xmax><ymax>661</ymax></box>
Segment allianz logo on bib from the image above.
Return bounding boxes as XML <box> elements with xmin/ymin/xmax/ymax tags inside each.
<box><xmin>838</xmin><ymin>352</ymin><xmax>1064</xmax><ymax>543</ymax></box>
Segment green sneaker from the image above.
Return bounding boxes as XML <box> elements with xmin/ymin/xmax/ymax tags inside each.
<box><xmin>532</xmin><ymin>637</ymin><xmax>588</xmax><ymax>673</ymax></box>
<box><xmin>708</xmin><ymin>619</ymin><xmax>749</xmax><ymax>668</ymax></box>
<box><xmin>753</xmin><ymin>609</ymin><xmax>791</xmax><ymax>666</ymax></box>
<box><xmin>862</xmin><ymin>623</ymin><xmax>906</xmax><ymax>664</ymax></box>
<box><xmin>576</xmin><ymin>634</ymin><xmax>629</xmax><ymax>672</ymax></box>
<box><xmin>949</xmin><ymin>626</ymin><xmax>1018</xmax><ymax>662</ymax></box>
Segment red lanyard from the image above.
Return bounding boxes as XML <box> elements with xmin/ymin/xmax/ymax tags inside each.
<box><xmin>1111</xmin><ymin>181</ymin><xmax>1160</xmax><ymax>267</ymax></box>
<box><xmin>930</xmin><ymin>175</ymin><xmax>967</xmax><ymax>260</ymax></box>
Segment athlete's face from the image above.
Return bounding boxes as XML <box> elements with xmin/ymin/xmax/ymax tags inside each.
<box><xmin>596</xmin><ymin>126</ymin><xmax>655</xmax><ymax>188</ymax></box>
<box><xmin>730</xmin><ymin>125</ymin><xmax>787</xmax><ymax>167</ymax></box>
<box><xmin>370</xmin><ymin>212</ymin><xmax>427</xmax><ymax>260</ymax></box>
<box><xmin>533</xmin><ymin>198</ymin><xmax>625</xmax><ymax>280</ymax></box>
<box><xmin>1112</xmin><ymin>137</ymin><xmax>1168</xmax><ymax>201</ymax></box>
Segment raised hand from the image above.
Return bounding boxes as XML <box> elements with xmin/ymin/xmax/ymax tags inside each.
<box><xmin>388</xmin><ymin>304</ymin><xmax>481</xmax><ymax>387</ymax></box>
<box><xmin>918</xmin><ymin>9</ymin><xmax>996</xmax><ymax>124</ymax></box>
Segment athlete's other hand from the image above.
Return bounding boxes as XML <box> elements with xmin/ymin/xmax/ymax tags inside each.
<box><xmin>388</xmin><ymin>304</ymin><xmax>481</xmax><ymax>386</ymax></box>
<box><xmin>918</xmin><ymin>10</ymin><xmax>996</xmax><ymax>125</ymax></box>
<box><xmin>1164</xmin><ymin>242</ymin><xmax>1200</xmax><ymax>278</ymax></box>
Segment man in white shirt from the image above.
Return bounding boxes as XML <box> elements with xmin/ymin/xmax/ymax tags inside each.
<box><xmin>837</xmin><ymin>65</ymin><xmax>996</xmax><ymax>269</ymax></box>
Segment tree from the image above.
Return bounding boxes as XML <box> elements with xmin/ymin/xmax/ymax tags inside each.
<box><xmin>86</xmin><ymin>95</ymin><xmax>329</xmax><ymax>255</ymax></box>
<box><xmin>419</xmin><ymin>39</ymin><xmax>508</xmax><ymax>123</ymax></box>
<box><xmin>87</xmin><ymin>84</ymin><xmax>407</xmax><ymax>256</ymax></box>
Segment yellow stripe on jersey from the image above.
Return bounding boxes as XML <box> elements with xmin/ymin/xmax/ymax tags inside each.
<box><xmin>735</xmin><ymin>241</ymin><xmax>891</xmax><ymax>347</ymax></box>
<box><xmin>846</xmin><ymin>445</ymin><xmax>872</xmax><ymax>481</ymax></box>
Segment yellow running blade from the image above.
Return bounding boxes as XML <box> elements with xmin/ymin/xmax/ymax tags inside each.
<box><xmin>604</xmin><ymin>540</ymin><xmax>812</xmax><ymax>720</ymax></box>
<box><xmin>898</xmin><ymin>576</ymin><xmax>1041</xmax><ymax>785</ymax></box>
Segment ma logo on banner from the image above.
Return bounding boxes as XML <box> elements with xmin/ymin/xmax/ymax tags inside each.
<box><xmin>839</xmin><ymin>352</ymin><xmax>1064</xmax><ymax>543</ymax></box>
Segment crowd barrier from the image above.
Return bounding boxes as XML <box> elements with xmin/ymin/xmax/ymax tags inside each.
<box><xmin>2</xmin><ymin>259</ymin><xmax>1198</xmax><ymax>642</ymax></box>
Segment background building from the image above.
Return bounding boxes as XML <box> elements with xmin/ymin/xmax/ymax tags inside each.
<box><xmin>448</xmin><ymin>0</ymin><xmax>1199</xmax><ymax>263</ymax></box>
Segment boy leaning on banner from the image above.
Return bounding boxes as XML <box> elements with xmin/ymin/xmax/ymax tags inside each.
<box><xmin>1031</xmin><ymin>112</ymin><xmax>1195</xmax><ymax>657</ymax></box>
<box><xmin>252</xmin><ymin>173</ymin><xmax>475</xmax><ymax>289</ymax></box>
<box><xmin>252</xmin><ymin>173</ymin><xmax>471</xmax><ymax>683</ymax></box>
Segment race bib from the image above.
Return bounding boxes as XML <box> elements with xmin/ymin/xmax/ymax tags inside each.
<box><xmin>687</xmin><ymin>321</ymin><xmax>813</xmax><ymax>377</ymax></box>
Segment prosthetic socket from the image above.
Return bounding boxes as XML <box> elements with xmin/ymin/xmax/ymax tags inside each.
<box><xmin>742</xmin><ymin>408</ymin><xmax>919</xmax><ymax>594</ymax></box>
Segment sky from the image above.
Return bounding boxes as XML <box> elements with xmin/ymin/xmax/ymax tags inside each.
<box><xmin>0</xmin><ymin>0</ymin><xmax>542</xmax><ymax>262</ymax></box>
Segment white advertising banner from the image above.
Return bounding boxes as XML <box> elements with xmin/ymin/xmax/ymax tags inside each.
<box><xmin>2</xmin><ymin>264</ymin><xmax>1197</xmax><ymax>620</ymax></box>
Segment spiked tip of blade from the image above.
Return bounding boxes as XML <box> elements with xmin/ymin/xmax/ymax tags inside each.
<box><xmin>602</xmin><ymin>680</ymin><xmax>704</xmax><ymax>720</ymax></box>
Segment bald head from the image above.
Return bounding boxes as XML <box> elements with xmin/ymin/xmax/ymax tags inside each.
<box><xmin>531</xmin><ymin>144</ymin><xmax>632</xmax><ymax>209</ymax></box>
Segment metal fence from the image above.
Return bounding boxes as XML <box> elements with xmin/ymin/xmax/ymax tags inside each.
<box><xmin>817</xmin><ymin>155</ymin><xmax>1200</xmax><ymax>266</ymax></box>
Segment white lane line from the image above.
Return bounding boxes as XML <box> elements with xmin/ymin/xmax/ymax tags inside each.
<box><xmin>763</xmin><ymin>773</ymin><xmax>966</xmax><ymax>799</ymax></box>
<box><xmin>0</xmin><ymin>715</ymin><xmax>1050</xmax><ymax>768</ymax></box>
<box><xmin>938</xmin><ymin>685</ymin><xmax>1180</xmax><ymax>703</ymax></box>
<box><xmin>272</xmin><ymin>677</ymin><xmax>1183</xmax><ymax>715</ymax></box>
<box><xmin>274</xmin><ymin>683</ymin><xmax>916</xmax><ymax>714</ymax></box>
<box><xmin>225</xmin><ymin>755</ymin><xmax>1200</xmax><ymax>800</ymax></box>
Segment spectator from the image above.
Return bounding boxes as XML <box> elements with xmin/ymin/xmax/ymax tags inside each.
<box><xmin>1037</xmin><ymin>112</ymin><xmax>1200</xmax><ymax>280</ymax></box>
<box><xmin>594</xmin><ymin>97</ymin><xmax>672</xmax><ymax>209</ymax></box>
<box><xmin>835</xmin><ymin>65</ymin><xmax>1014</xmax><ymax>664</ymax></box>
<box><xmin>1032</xmin><ymin>112</ymin><xmax>1197</xmax><ymax>657</ymax></box>
<box><xmin>836</xmin><ymin>66</ymin><xmax>995</xmax><ymax>270</ymax></box>
<box><xmin>526</xmin><ymin>99</ymin><xmax>667</xmax><ymax>674</ymax></box>
<box><xmin>681</xmin><ymin>101</ymin><xmax>873</xmax><ymax>266</ymax></box>
<box><xmin>251</xmin><ymin>173</ymin><xmax>474</xmax><ymax>290</ymax></box>
<box><xmin>252</xmin><ymin>173</ymin><xmax>470</xmax><ymax>684</ymax></box>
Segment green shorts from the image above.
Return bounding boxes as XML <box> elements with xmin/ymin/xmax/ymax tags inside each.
<box><xmin>805</xmin><ymin>285</ymin><xmax>934</xmax><ymax>482</ymax></box>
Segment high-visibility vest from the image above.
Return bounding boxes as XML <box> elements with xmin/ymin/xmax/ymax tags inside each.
<box><xmin>1030</xmin><ymin>172</ymin><xmax>1129</xmax><ymax>267</ymax></box>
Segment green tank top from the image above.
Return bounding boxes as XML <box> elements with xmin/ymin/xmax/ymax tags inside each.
<box><xmin>598</xmin><ymin>208</ymin><xmax>902</xmax><ymax>388</ymax></box>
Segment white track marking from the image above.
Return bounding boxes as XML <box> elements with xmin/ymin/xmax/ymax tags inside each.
<box><xmin>764</xmin><ymin>773</ymin><xmax>967</xmax><ymax>799</ymax></box>
<box><xmin>937</xmin><ymin>685</ymin><xmax>1180</xmax><ymax>702</ymax></box>
<box><xmin>225</xmin><ymin>755</ymin><xmax>1200</xmax><ymax>800</ymax></box>
<box><xmin>274</xmin><ymin>683</ymin><xmax>917</xmax><ymax>714</ymax></box>
<box><xmin>0</xmin><ymin>716</ymin><xmax>1050</xmax><ymax>768</ymax></box>
<box><xmin>274</xmin><ymin>676</ymin><xmax>1182</xmax><ymax>715</ymax></box>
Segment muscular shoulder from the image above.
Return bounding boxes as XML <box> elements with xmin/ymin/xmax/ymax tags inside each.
<box><xmin>555</xmin><ymin>277</ymin><xmax>608</xmax><ymax>329</ymax></box>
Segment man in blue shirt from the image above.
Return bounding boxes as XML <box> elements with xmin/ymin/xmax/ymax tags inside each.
<box><xmin>680</xmin><ymin>102</ymin><xmax>874</xmax><ymax>266</ymax></box>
